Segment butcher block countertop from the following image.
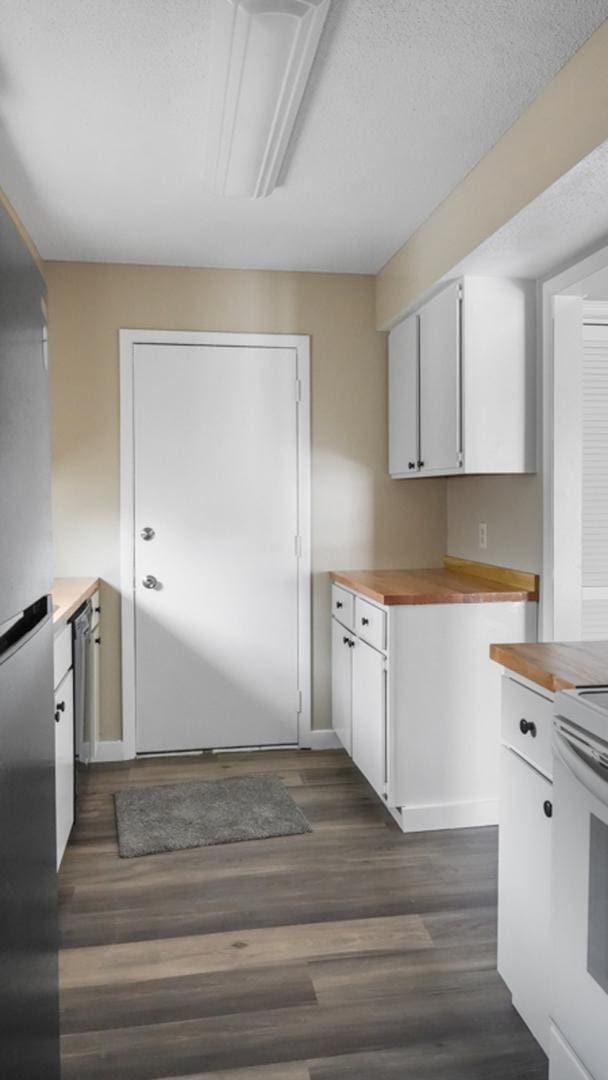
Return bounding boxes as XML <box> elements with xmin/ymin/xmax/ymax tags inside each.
<box><xmin>52</xmin><ymin>577</ymin><xmax>99</xmax><ymax>626</ymax></box>
<box><xmin>331</xmin><ymin>559</ymin><xmax>538</xmax><ymax>607</ymax></box>
<box><xmin>490</xmin><ymin>640</ymin><xmax>608</xmax><ymax>693</ymax></box>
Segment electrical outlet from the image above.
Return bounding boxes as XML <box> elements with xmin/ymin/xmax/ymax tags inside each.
<box><xmin>478</xmin><ymin>522</ymin><xmax>488</xmax><ymax>550</ymax></box>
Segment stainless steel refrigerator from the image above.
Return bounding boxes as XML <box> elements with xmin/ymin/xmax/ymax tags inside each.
<box><xmin>0</xmin><ymin>202</ymin><xmax>60</xmax><ymax>1076</ymax></box>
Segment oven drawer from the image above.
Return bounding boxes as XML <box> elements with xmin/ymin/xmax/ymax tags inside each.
<box><xmin>501</xmin><ymin>675</ymin><xmax>553</xmax><ymax>779</ymax></box>
<box><xmin>331</xmin><ymin>585</ymin><xmax>354</xmax><ymax>629</ymax></box>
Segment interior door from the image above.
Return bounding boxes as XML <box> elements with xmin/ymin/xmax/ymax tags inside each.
<box><xmin>419</xmin><ymin>282</ymin><xmax>461</xmax><ymax>473</ymax></box>
<box><xmin>133</xmin><ymin>343</ymin><xmax>301</xmax><ymax>753</ymax></box>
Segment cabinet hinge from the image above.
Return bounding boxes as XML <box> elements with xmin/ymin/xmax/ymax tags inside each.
<box><xmin>295</xmin><ymin>377</ymin><xmax>302</xmax><ymax>403</ymax></box>
<box><xmin>294</xmin><ymin>535</ymin><xmax>303</xmax><ymax>558</ymax></box>
<box><xmin>296</xmin><ymin>689</ymin><xmax>303</xmax><ymax>714</ymax></box>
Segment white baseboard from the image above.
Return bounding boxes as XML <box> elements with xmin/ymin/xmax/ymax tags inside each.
<box><xmin>394</xmin><ymin>797</ymin><xmax>499</xmax><ymax>833</ymax></box>
<box><xmin>92</xmin><ymin>740</ymin><xmax>127</xmax><ymax>763</ymax></box>
<box><xmin>309</xmin><ymin>729</ymin><xmax>341</xmax><ymax>750</ymax></box>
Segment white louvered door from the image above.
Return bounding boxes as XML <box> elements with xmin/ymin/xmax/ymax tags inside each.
<box><xmin>581</xmin><ymin>321</ymin><xmax>608</xmax><ymax>638</ymax></box>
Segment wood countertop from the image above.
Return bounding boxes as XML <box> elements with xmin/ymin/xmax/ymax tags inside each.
<box><xmin>490</xmin><ymin>640</ymin><xmax>608</xmax><ymax>693</ymax></box>
<box><xmin>52</xmin><ymin>577</ymin><xmax>100</xmax><ymax>626</ymax></box>
<box><xmin>330</xmin><ymin>566</ymin><xmax>538</xmax><ymax>607</ymax></box>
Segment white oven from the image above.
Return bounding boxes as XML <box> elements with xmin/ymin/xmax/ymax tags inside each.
<box><xmin>552</xmin><ymin>689</ymin><xmax>608</xmax><ymax>1080</ymax></box>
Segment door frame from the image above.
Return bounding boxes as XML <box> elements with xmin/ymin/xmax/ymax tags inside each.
<box><xmin>119</xmin><ymin>329</ymin><xmax>311</xmax><ymax>758</ymax></box>
<box><xmin>541</xmin><ymin>241</ymin><xmax>608</xmax><ymax>640</ymax></box>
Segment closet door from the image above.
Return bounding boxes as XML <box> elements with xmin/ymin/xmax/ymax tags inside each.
<box><xmin>419</xmin><ymin>282</ymin><xmax>462</xmax><ymax>474</ymax></box>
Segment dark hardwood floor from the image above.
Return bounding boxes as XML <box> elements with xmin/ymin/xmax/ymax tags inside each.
<box><xmin>58</xmin><ymin>749</ymin><xmax>548</xmax><ymax>1079</ymax></box>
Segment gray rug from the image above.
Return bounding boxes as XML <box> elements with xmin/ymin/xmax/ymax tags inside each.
<box><xmin>113</xmin><ymin>774</ymin><xmax>312</xmax><ymax>858</ymax></box>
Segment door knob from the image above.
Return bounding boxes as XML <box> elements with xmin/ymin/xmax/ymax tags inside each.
<box><xmin>142</xmin><ymin>575</ymin><xmax>158</xmax><ymax>590</ymax></box>
<box><xmin>519</xmin><ymin>718</ymin><xmax>537</xmax><ymax>738</ymax></box>
<box><xmin>140</xmin><ymin>527</ymin><xmax>155</xmax><ymax>541</ymax></box>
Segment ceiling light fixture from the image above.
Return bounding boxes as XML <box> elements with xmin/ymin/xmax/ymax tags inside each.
<box><xmin>205</xmin><ymin>0</ymin><xmax>331</xmax><ymax>199</ymax></box>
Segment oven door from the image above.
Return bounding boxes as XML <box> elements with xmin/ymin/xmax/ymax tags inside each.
<box><xmin>552</xmin><ymin>729</ymin><xmax>608</xmax><ymax>1080</ymax></box>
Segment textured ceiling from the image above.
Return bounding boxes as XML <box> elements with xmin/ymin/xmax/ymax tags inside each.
<box><xmin>0</xmin><ymin>0</ymin><xmax>607</xmax><ymax>272</ymax></box>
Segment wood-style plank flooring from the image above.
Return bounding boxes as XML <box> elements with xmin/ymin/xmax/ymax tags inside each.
<box><xmin>58</xmin><ymin>750</ymin><xmax>548</xmax><ymax>1079</ymax></box>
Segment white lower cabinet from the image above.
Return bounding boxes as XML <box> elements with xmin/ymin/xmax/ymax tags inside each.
<box><xmin>352</xmin><ymin>637</ymin><xmax>386</xmax><ymax>797</ymax></box>
<box><xmin>498</xmin><ymin>744</ymin><xmax>552</xmax><ymax>1053</ymax></box>
<box><xmin>549</xmin><ymin>1027</ymin><xmax>594</xmax><ymax>1080</ymax></box>
<box><xmin>331</xmin><ymin>584</ymin><xmax>536</xmax><ymax>833</ymax></box>
<box><xmin>331</xmin><ymin>618</ymin><xmax>353</xmax><ymax>754</ymax></box>
<box><xmin>54</xmin><ymin>666</ymin><xmax>74</xmax><ymax>870</ymax></box>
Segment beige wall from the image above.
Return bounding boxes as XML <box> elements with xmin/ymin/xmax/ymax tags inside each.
<box><xmin>47</xmin><ymin>261</ymin><xmax>446</xmax><ymax>741</ymax></box>
<box><xmin>446</xmin><ymin>475</ymin><xmax>542</xmax><ymax>574</ymax></box>
<box><xmin>376</xmin><ymin>20</ymin><xmax>608</xmax><ymax>329</ymax></box>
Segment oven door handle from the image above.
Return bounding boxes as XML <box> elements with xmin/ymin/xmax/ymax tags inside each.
<box><xmin>554</xmin><ymin>731</ymin><xmax>608</xmax><ymax>808</ymax></box>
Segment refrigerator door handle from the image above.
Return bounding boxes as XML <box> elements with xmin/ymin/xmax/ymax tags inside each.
<box><xmin>0</xmin><ymin>596</ymin><xmax>51</xmax><ymax>665</ymax></box>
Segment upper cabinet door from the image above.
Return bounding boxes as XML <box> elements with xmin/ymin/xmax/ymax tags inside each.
<box><xmin>419</xmin><ymin>282</ymin><xmax>462</xmax><ymax>474</ymax></box>
<box><xmin>388</xmin><ymin>313</ymin><xmax>419</xmax><ymax>477</ymax></box>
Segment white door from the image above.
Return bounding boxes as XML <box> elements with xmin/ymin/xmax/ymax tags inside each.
<box><xmin>497</xmin><ymin>746</ymin><xmax>552</xmax><ymax>1053</ymax></box>
<box><xmin>132</xmin><ymin>343</ymin><xmax>302</xmax><ymax>753</ymax></box>
<box><xmin>331</xmin><ymin>618</ymin><xmax>352</xmax><ymax>753</ymax></box>
<box><xmin>388</xmin><ymin>313</ymin><xmax>419</xmax><ymax>476</ymax></box>
<box><xmin>352</xmin><ymin>638</ymin><xmax>386</xmax><ymax>797</ymax></box>
<box><xmin>54</xmin><ymin>670</ymin><xmax>74</xmax><ymax>869</ymax></box>
<box><xmin>419</xmin><ymin>282</ymin><xmax>462</xmax><ymax>473</ymax></box>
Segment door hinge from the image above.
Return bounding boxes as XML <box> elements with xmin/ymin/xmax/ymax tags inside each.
<box><xmin>296</xmin><ymin>689</ymin><xmax>303</xmax><ymax>714</ymax></box>
<box><xmin>294</xmin><ymin>535</ymin><xmax>303</xmax><ymax>558</ymax></box>
<box><xmin>295</xmin><ymin>377</ymin><xmax>302</xmax><ymax>403</ymax></box>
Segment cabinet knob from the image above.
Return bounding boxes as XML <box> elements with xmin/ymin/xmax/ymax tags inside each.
<box><xmin>408</xmin><ymin>461</ymin><xmax>416</xmax><ymax>470</ymax></box>
<box><xmin>140</xmin><ymin>527</ymin><xmax>156</xmax><ymax>541</ymax></box>
<box><xmin>519</xmin><ymin>718</ymin><xmax>537</xmax><ymax>738</ymax></box>
<box><xmin>56</xmin><ymin>700</ymin><xmax>66</xmax><ymax>712</ymax></box>
<box><xmin>348</xmin><ymin>639</ymin><xmax>355</xmax><ymax>648</ymax></box>
<box><xmin>361</xmin><ymin>617</ymin><xmax>370</xmax><ymax>626</ymax></box>
<box><xmin>336</xmin><ymin>601</ymin><xmax>343</xmax><ymax>609</ymax></box>
<box><xmin>142</xmin><ymin>575</ymin><xmax>159</xmax><ymax>590</ymax></box>
<box><xmin>342</xmin><ymin>636</ymin><xmax>349</xmax><ymax>646</ymax></box>
<box><xmin>417</xmin><ymin>460</ymin><xmax>425</xmax><ymax>469</ymax></box>
<box><xmin>543</xmin><ymin>800</ymin><xmax>553</xmax><ymax>819</ymax></box>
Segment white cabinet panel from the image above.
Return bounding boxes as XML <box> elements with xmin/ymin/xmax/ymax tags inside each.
<box><xmin>388</xmin><ymin>313</ymin><xmax>419</xmax><ymax>477</ymax></box>
<box><xmin>53</xmin><ymin>623</ymin><xmax>72</xmax><ymax>689</ymax></box>
<box><xmin>331</xmin><ymin>585</ymin><xmax>354</xmax><ymax>630</ymax></box>
<box><xmin>354</xmin><ymin>596</ymin><xmax>386</xmax><ymax>652</ymax></box>
<box><xmin>54</xmin><ymin>669</ymin><xmax>74</xmax><ymax>869</ymax></box>
<box><xmin>331</xmin><ymin>617</ymin><xmax>352</xmax><ymax>754</ymax></box>
<box><xmin>501</xmin><ymin>675</ymin><xmax>554</xmax><ymax>779</ymax></box>
<box><xmin>419</xmin><ymin>281</ymin><xmax>461</xmax><ymax>474</ymax></box>
<box><xmin>498</xmin><ymin>745</ymin><xmax>552</xmax><ymax>1054</ymax></box>
<box><xmin>352</xmin><ymin>639</ymin><xmax>386</xmax><ymax>797</ymax></box>
<box><xmin>549</xmin><ymin>1027</ymin><xmax>594</xmax><ymax>1080</ymax></box>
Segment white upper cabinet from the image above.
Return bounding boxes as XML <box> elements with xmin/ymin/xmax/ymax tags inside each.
<box><xmin>388</xmin><ymin>276</ymin><xmax>536</xmax><ymax>478</ymax></box>
<box><xmin>419</xmin><ymin>281</ymin><xmax>461</xmax><ymax>474</ymax></box>
<box><xmin>388</xmin><ymin>312</ymin><xmax>419</xmax><ymax>475</ymax></box>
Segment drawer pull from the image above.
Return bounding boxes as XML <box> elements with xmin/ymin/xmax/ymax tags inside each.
<box><xmin>519</xmin><ymin>718</ymin><xmax>537</xmax><ymax>738</ymax></box>
<box><xmin>543</xmin><ymin>800</ymin><xmax>553</xmax><ymax>819</ymax></box>
<box><xmin>336</xmin><ymin>601</ymin><xmax>343</xmax><ymax>609</ymax></box>
<box><xmin>361</xmin><ymin>617</ymin><xmax>370</xmax><ymax>626</ymax></box>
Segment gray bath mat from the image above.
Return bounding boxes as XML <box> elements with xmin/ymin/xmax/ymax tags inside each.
<box><xmin>113</xmin><ymin>774</ymin><xmax>312</xmax><ymax>858</ymax></box>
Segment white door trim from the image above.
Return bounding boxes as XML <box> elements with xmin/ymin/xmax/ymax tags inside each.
<box><xmin>119</xmin><ymin>329</ymin><xmax>311</xmax><ymax>759</ymax></box>
<box><xmin>541</xmin><ymin>241</ymin><xmax>608</xmax><ymax>640</ymax></box>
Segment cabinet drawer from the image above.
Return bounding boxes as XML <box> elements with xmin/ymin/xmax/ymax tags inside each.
<box><xmin>331</xmin><ymin>585</ymin><xmax>354</xmax><ymax>628</ymax></box>
<box><xmin>53</xmin><ymin>623</ymin><xmax>72</xmax><ymax>690</ymax></box>
<box><xmin>354</xmin><ymin>596</ymin><xmax>386</xmax><ymax>652</ymax></box>
<box><xmin>501</xmin><ymin>676</ymin><xmax>553</xmax><ymax>779</ymax></box>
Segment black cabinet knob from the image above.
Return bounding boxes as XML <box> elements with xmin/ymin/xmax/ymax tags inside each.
<box><xmin>418</xmin><ymin>460</ymin><xmax>425</xmax><ymax>468</ymax></box>
<box><xmin>408</xmin><ymin>461</ymin><xmax>416</xmax><ymax>470</ymax></box>
<box><xmin>543</xmin><ymin>800</ymin><xmax>553</xmax><ymax>819</ymax></box>
<box><xmin>342</xmin><ymin>636</ymin><xmax>349</xmax><ymax>646</ymax></box>
<box><xmin>519</xmin><ymin>718</ymin><xmax>537</xmax><ymax>738</ymax></box>
<box><xmin>361</xmin><ymin>617</ymin><xmax>370</xmax><ymax>626</ymax></box>
<box><xmin>95</xmin><ymin>636</ymin><xmax>101</xmax><ymax>644</ymax></box>
<box><xmin>336</xmin><ymin>601</ymin><xmax>343</xmax><ymax>609</ymax></box>
<box><xmin>348</xmin><ymin>639</ymin><xmax>355</xmax><ymax>648</ymax></box>
<box><xmin>56</xmin><ymin>701</ymin><xmax>66</xmax><ymax>712</ymax></box>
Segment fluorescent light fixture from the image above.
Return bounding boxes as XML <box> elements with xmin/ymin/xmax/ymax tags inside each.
<box><xmin>205</xmin><ymin>0</ymin><xmax>331</xmax><ymax>198</ymax></box>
